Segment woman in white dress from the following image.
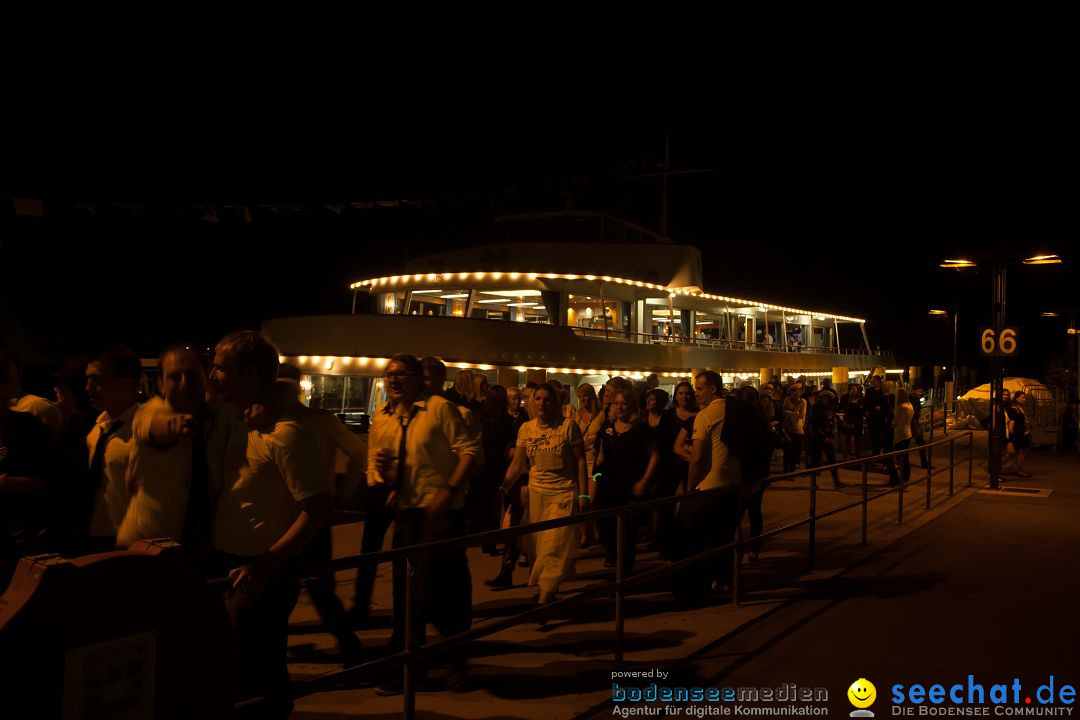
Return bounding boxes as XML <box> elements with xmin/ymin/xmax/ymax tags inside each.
<box><xmin>501</xmin><ymin>384</ymin><xmax>588</xmax><ymax>605</ymax></box>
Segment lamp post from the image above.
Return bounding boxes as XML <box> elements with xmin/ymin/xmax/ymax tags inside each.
<box><xmin>929</xmin><ymin>308</ymin><xmax>959</xmax><ymax>420</ymax></box>
<box><xmin>940</xmin><ymin>253</ymin><xmax>1062</xmax><ymax>491</ymax></box>
<box><xmin>1041</xmin><ymin>312</ymin><xmax>1080</xmax><ymax>401</ymax></box>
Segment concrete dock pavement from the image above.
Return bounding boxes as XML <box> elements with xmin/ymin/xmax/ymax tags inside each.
<box><xmin>284</xmin><ymin>432</ymin><xmax>1079</xmax><ymax>719</ymax></box>
<box><xmin>598</xmin><ymin>447</ymin><xmax>1080</xmax><ymax>718</ymax></box>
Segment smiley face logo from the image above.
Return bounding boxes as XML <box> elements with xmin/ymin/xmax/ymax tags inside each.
<box><xmin>848</xmin><ymin>678</ymin><xmax>877</xmax><ymax>712</ymax></box>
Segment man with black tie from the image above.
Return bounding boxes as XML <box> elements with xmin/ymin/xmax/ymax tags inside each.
<box><xmin>367</xmin><ymin>353</ymin><xmax>480</xmax><ymax>693</ymax></box>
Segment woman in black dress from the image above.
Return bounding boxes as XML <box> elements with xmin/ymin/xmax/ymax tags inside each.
<box><xmin>653</xmin><ymin>382</ymin><xmax>697</xmax><ymax>555</ymax></box>
<box><xmin>594</xmin><ymin>389</ymin><xmax>659</xmax><ymax>574</ymax></box>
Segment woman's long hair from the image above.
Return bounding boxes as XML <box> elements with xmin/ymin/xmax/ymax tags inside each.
<box><xmin>576</xmin><ymin>383</ymin><xmax>599</xmax><ymax>415</ymax></box>
<box><xmin>644</xmin><ymin>388</ymin><xmax>670</xmax><ymax>415</ymax></box>
<box><xmin>672</xmin><ymin>380</ymin><xmax>698</xmax><ymax>412</ymax></box>
<box><xmin>481</xmin><ymin>384</ymin><xmax>509</xmax><ymax>424</ymax></box>
<box><xmin>453</xmin><ymin>369</ymin><xmax>482</xmax><ymax>405</ymax></box>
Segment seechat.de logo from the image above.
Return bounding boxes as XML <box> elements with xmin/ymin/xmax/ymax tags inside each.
<box><xmin>849</xmin><ymin>678</ymin><xmax>878</xmax><ymax>717</ymax></box>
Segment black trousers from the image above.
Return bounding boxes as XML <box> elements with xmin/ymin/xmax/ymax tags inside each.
<box><xmin>389</xmin><ymin>507</ymin><xmax>471</xmax><ymax>665</ymax></box>
<box><xmin>888</xmin><ymin>438</ymin><xmax>912</xmax><ymax>486</ymax></box>
<box><xmin>741</xmin><ymin>484</ymin><xmax>766</xmax><ymax>554</ymax></box>
<box><xmin>466</xmin><ymin>468</ymin><xmax>502</xmax><ymax>538</ymax></box>
<box><xmin>352</xmin><ymin>484</ymin><xmax>395</xmax><ymax>619</ymax></box>
<box><xmin>869</xmin><ymin>420</ymin><xmax>892</xmax><ymax>457</ymax></box>
<box><xmin>670</xmin><ymin>489</ymin><xmax>738</xmax><ymax>602</ymax></box>
<box><xmin>783</xmin><ymin>433</ymin><xmax>804</xmax><ymax>473</ymax></box>
<box><xmin>595</xmin><ymin>486</ymin><xmax>638</xmax><ymax>575</ymax></box>
<box><xmin>912</xmin><ymin>431</ymin><xmax>929</xmax><ymax>467</ymax></box>
<box><xmin>807</xmin><ymin>436</ymin><xmax>840</xmax><ymax>484</ymax></box>
<box><xmin>220</xmin><ymin>553</ymin><xmax>303</xmax><ymax>719</ymax></box>
<box><xmin>301</xmin><ymin>525</ymin><xmax>360</xmax><ymax>654</ymax></box>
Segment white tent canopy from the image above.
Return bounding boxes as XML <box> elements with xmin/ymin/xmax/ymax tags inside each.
<box><xmin>956</xmin><ymin>377</ymin><xmax>1044</xmax><ymax>426</ymax></box>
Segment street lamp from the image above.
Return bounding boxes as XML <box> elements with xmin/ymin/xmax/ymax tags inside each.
<box><xmin>1022</xmin><ymin>254</ymin><xmax>1063</xmax><ymax>265</ymax></box>
<box><xmin>939</xmin><ymin>252</ymin><xmax>1064</xmax><ymax>490</ymax></box>
<box><xmin>929</xmin><ymin>309</ymin><xmax>960</xmax><ymax>418</ymax></box>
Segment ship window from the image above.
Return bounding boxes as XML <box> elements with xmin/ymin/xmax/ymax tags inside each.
<box><xmin>568</xmin><ymin>294</ymin><xmax>616</xmax><ymax>332</ymax></box>
<box><xmin>300</xmin><ymin>373</ymin><xmax>374</xmax><ymax>424</ymax></box>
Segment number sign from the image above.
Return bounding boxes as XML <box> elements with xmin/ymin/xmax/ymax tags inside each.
<box><xmin>979</xmin><ymin>326</ymin><xmax>1019</xmax><ymax>356</ymax></box>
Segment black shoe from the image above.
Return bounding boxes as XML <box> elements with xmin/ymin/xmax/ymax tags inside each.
<box><xmin>833</xmin><ymin>481</ymin><xmax>847</xmax><ymax>489</ymax></box>
<box><xmin>484</xmin><ymin>571</ymin><xmax>514</xmax><ymax>589</ymax></box>
<box><xmin>486</xmin><ymin>549</ymin><xmax>519</xmax><ymax>588</ymax></box>
<box><xmin>339</xmin><ymin>636</ymin><xmax>364</xmax><ymax>669</ymax></box>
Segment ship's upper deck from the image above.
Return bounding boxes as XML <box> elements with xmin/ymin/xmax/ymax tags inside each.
<box><xmin>348</xmin><ymin>237</ymin><xmax>873</xmax><ymax>358</ymax></box>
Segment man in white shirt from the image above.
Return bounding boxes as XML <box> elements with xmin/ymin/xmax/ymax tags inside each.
<box><xmin>369</xmin><ymin>354</ymin><xmax>480</xmax><ymax>693</ymax></box>
<box><xmin>81</xmin><ymin>346</ymin><xmax>141</xmax><ymax>552</ymax></box>
<box><xmin>117</xmin><ymin>346</ymin><xmax>235</xmax><ymax>573</ymax></box>
<box><xmin>209</xmin><ymin>331</ymin><xmax>331</xmax><ymax>717</ymax></box>
<box><xmin>673</xmin><ymin>370</ymin><xmax>740</xmax><ymax>602</ymax></box>
<box><xmin>276</xmin><ymin>363</ymin><xmax>365</xmax><ymax>665</ymax></box>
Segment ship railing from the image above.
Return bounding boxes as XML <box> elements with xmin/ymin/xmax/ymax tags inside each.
<box><xmin>569</xmin><ymin>326</ymin><xmax>884</xmax><ymax>356</ymax></box>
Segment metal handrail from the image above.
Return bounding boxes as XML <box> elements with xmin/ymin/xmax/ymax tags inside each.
<box><xmin>230</xmin><ymin>430</ymin><xmax>974</xmax><ymax>718</ymax></box>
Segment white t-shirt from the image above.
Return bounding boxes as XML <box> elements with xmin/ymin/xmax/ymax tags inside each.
<box><xmin>691</xmin><ymin>398</ymin><xmax>740</xmax><ymax>490</ymax></box>
<box><xmin>86</xmin><ymin>403</ymin><xmax>138</xmax><ymax>537</ymax></box>
<box><xmin>517</xmin><ymin>416</ymin><xmax>584</xmax><ymax>494</ymax></box>
<box><xmin>212</xmin><ymin>414</ymin><xmax>328</xmax><ymax>558</ymax></box>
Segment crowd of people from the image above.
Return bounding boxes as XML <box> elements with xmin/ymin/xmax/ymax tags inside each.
<box><xmin>1</xmin><ymin>337</ymin><xmax>947</xmax><ymax>716</ymax></box>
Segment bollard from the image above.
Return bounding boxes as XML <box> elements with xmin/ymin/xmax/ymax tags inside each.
<box><xmin>897</xmin><ymin>456</ymin><xmax>905</xmax><ymax>526</ymax></box>
<box><xmin>925</xmin><ymin>448</ymin><xmax>932</xmax><ymax>510</ymax></box>
<box><xmin>732</xmin><ymin>494</ymin><xmax>743</xmax><ymax>607</ymax></box>
<box><xmin>861</xmin><ymin>461</ymin><xmax>868</xmax><ymax>545</ymax></box>
<box><xmin>614</xmin><ymin>513</ymin><xmax>625</xmax><ymax>664</ymax></box>
<box><xmin>967</xmin><ymin>433</ymin><xmax>974</xmax><ymax>487</ymax></box>
<box><xmin>949</xmin><ymin>438</ymin><xmax>955</xmax><ymax>496</ymax></box>
<box><xmin>403</xmin><ymin>556</ymin><xmax>419</xmax><ymax>720</ymax></box>
<box><xmin>808</xmin><ymin>472</ymin><xmax>817</xmax><ymax>570</ymax></box>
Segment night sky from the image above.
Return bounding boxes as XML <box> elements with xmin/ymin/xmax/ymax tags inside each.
<box><xmin>2</xmin><ymin>9</ymin><xmax>1077</xmax><ymax>382</ymax></box>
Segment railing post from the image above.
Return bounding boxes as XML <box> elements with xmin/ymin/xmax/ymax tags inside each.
<box><xmin>808</xmin><ymin>472</ymin><xmax>817</xmax><ymax>570</ymax></box>
<box><xmin>948</xmin><ymin>437</ymin><xmax>955</xmax><ymax>496</ymax></box>
<box><xmin>896</xmin><ymin>456</ymin><xmax>905</xmax><ymax>526</ymax></box>
<box><xmin>614</xmin><ymin>513</ymin><xmax>625</xmax><ymax>664</ymax></box>
<box><xmin>403</xmin><ymin>554</ymin><xmax>419</xmax><ymax>720</ymax></box>
<box><xmin>925</xmin><ymin>445</ymin><xmax>932</xmax><ymax>510</ymax></box>
<box><xmin>860</xmin><ymin>461</ymin><xmax>868</xmax><ymax>545</ymax></box>
<box><xmin>972</xmin><ymin>431</ymin><xmax>980</xmax><ymax>487</ymax></box>
<box><xmin>732</xmin><ymin>493</ymin><xmax>743</xmax><ymax>607</ymax></box>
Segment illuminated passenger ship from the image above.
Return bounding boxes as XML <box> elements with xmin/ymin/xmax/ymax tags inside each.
<box><xmin>262</xmin><ymin>213</ymin><xmax>898</xmax><ymax>415</ymax></box>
